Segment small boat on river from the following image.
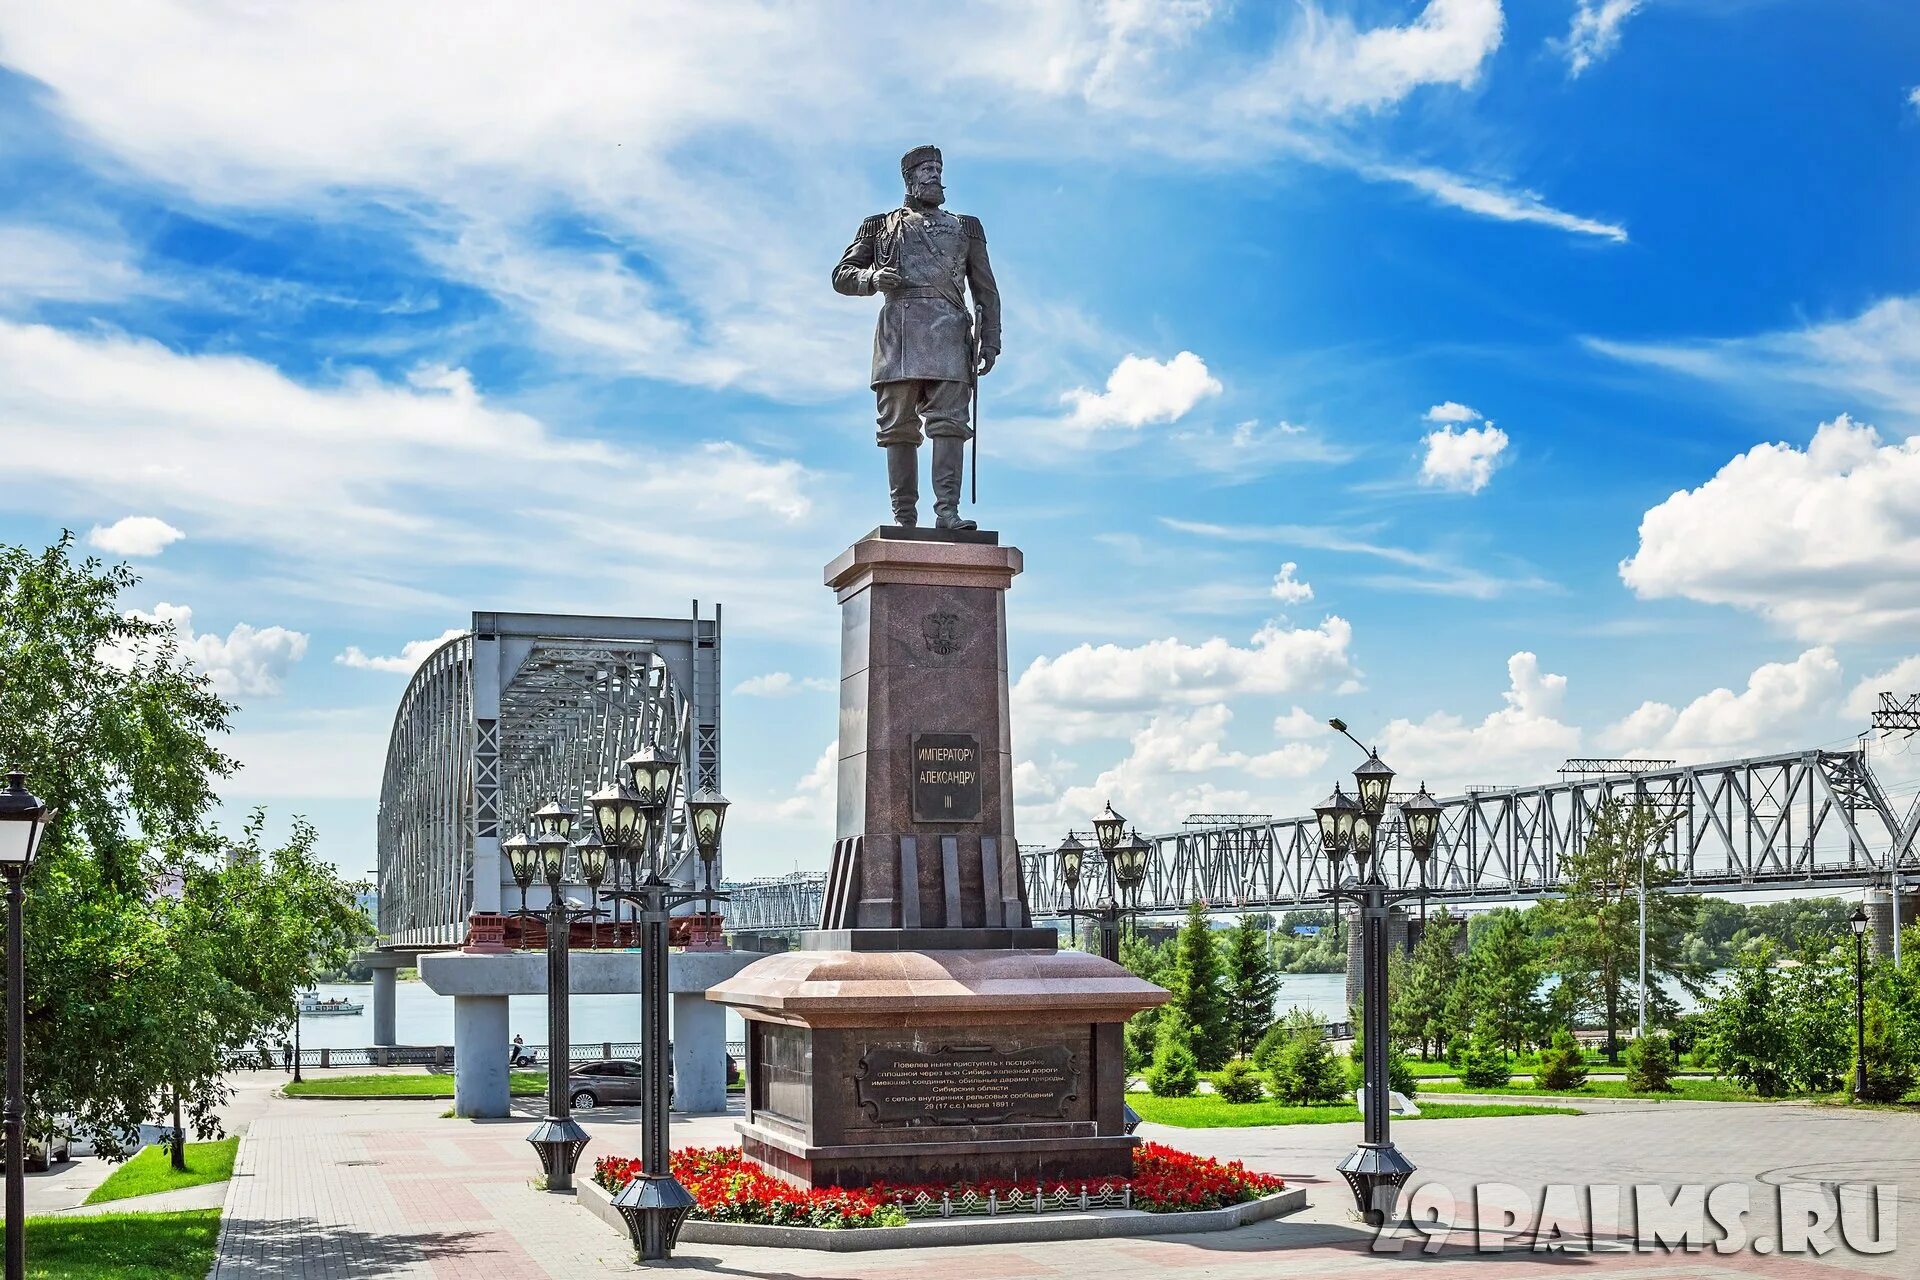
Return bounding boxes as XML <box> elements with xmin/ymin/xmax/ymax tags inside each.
<box><xmin>298</xmin><ymin>994</ymin><xmax>364</xmax><ymax>1016</ymax></box>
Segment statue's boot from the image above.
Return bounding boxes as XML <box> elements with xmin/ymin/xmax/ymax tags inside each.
<box><xmin>887</xmin><ymin>443</ymin><xmax>919</xmax><ymax>527</ymax></box>
<box><xmin>931</xmin><ymin>436</ymin><xmax>977</xmax><ymax>532</ymax></box>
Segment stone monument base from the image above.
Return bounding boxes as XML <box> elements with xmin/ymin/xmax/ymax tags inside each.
<box><xmin>707</xmin><ymin>944</ymin><xmax>1164</xmax><ymax>1189</ymax></box>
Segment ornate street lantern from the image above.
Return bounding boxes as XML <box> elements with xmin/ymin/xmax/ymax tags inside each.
<box><xmin>1350</xmin><ymin>808</ymin><xmax>1377</xmax><ymax>871</ymax></box>
<box><xmin>1092</xmin><ymin>802</ymin><xmax>1126</xmax><ymax>854</ymax></box>
<box><xmin>533</xmin><ymin>799</ymin><xmax>578</xmax><ymax>843</ymax></box>
<box><xmin>1314</xmin><ymin>785</ymin><xmax>1358</xmax><ymax>865</ymax></box>
<box><xmin>1401</xmin><ymin>784</ymin><xmax>1442</xmax><ymax>863</ymax></box>
<box><xmin>687</xmin><ymin>786</ymin><xmax>730</xmax><ymax>862</ymax></box>
<box><xmin>535</xmin><ymin>830</ymin><xmax>569</xmax><ymax>887</ymax></box>
<box><xmin>1056</xmin><ymin>833</ymin><xmax>1085</xmax><ymax>893</ymax></box>
<box><xmin>625</xmin><ymin>744</ymin><xmax>680</xmax><ymax>810</ymax></box>
<box><xmin>503</xmin><ymin>833</ymin><xmax>539</xmax><ymax>888</ymax></box>
<box><xmin>1352</xmin><ymin>751</ymin><xmax>1395</xmax><ymax>819</ymax></box>
<box><xmin>589</xmin><ymin>781</ymin><xmax>646</xmax><ymax>852</ymax></box>
<box><xmin>1850</xmin><ymin>904</ymin><xmax>1870</xmax><ymax>937</ymax></box>
<box><xmin>575</xmin><ymin>831</ymin><xmax>610</xmax><ymax>886</ymax></box>
<box><xmin>0</xmin><ymin>774</ymin><xmax>54</xmax><ymax>868</ymax></box>
<box><xmin>1111</xmin><ymin>831</ymin><xmax>1150</xmax><ymax>901</ymax></box>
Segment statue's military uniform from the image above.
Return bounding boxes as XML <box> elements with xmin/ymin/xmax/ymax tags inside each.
<box><xmin>833</xmin><ymin>145</ymin><xmax>1001</xmax><ymax>529</ymax></box>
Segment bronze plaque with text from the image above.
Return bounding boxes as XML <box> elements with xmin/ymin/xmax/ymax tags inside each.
<box><xmin>854</xmin><ymin>1043</ymin><xmax>1079</xmax><ymax>1125</ymax></box>
<box><xmin>910</xmin><ymin>732</ymin><xmax>982</xmax><ymax>823</ymax></box>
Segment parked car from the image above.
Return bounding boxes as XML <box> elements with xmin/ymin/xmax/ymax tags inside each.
<box><xmin>569</xmin><ymin>1057</ymin><xmax>674</xmax><ymax>1110</ymax></box>
<box><xmin>23</xmin><ymin>1131</ymin><xmax>69</xmax><ymax>1172</ymax></box>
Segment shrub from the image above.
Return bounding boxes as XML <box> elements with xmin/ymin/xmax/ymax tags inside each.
<box><xmin>1856</xmin><ymin>1000</ymin><xmax>1916</xmax><ymax>1104</ymax></box>
<box><xmin>1213</xmin><ymin>1059</ymin><xmax>1266</xmax><ymax>1103</ymax></box>
<box><xmin>1268</xmin><ymin>1026</ymin><xmax>1346</xmax><ymax>1105</ymax></box>
<box><xmin>1462</xmin><ymin>1031</ymin><xmax>1512</xmax><ymax>1089</ymax></box>
<box><xmin>1444</xmin><ymin>1034</ymin><xmax>1468</xmax><ymax>1069</ymax></box>
<box><xmin>1624</xmin><ymin>1033</ymin><xmax>1677</xmax><ymax>1093</ymax></box>
<box><xmin>1147</xmin><ymin>1033</ymin><xmax>1199</xmax><ymax>1098</ymax></box>
<box><xmin>1534</xmin><ymin>1028</ymin><xmax>1589</xmax><ymax>1091</ymax></box>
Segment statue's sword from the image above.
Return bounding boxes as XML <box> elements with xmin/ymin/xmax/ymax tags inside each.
<box><xmin>970</xmin><ymin>314</ymin><xmax>981</xmax><ymax>506</ymax></box>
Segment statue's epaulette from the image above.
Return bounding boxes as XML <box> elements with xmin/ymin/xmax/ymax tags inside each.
<box><xmin>859</xmin><ymin>212</ymin><xmax>887</xmax><ymax>236</ymax></box>
<box><xmin>959</xmin><ymin>214</ymin><xmax>986</xmax><ymax>241</ymax></box>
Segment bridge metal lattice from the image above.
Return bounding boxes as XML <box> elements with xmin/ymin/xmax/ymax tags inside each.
<box><xmin>726</xmin><ymin>746</ymin><xmax>1920</xmax><ymax>932</ymax></box>
<box><xmin>377</xmin><ymin>608</ymin><xmax>721</xmax><ymax>949</ymax></box>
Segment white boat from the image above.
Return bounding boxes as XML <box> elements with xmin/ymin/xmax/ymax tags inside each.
<box><xmin>299</xmin><ymin>994</ymin><xmax>364</xmax><ymax>1016</ymax></box>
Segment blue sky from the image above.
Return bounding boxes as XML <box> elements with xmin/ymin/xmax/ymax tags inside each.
<box><xmin>3</xmin><ymin>1</ymin><xmax>1920</xmax><ymax>880</ymax></box>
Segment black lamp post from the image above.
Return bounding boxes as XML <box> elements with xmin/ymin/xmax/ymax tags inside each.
<box><xmin>515</xmin><ymin>800</ymin><xmax>609</xmax><ymax>1194</ymax></box>
<box><xmin>1057</xmin><ymin>808</ymin><xmax>1149</xmax><ymax>1135</ymax></box>
<box><xmin>1057</xmin><ymin>833</ymin><xmax>1085</xmax><ymax>948</ymax></box>
<box><xmin>1314</xmin><ymin>734</ymin><xmax>1434</xmax><ymax>1225</ymax></box>
<box><xmin>598</xmin><ymin>745</ymin><xmax>726</xmax><ymax>1263</ymax></box>
<box><xmin>504</xmin><ymin>834</ymin><xmax>538</xmax><ymax>944</ymax></box>
<box><xmin>0</xmin><ymin>772</ymin><xmax>54</xmax><ymax>1280</ymax></box>
<box><xmin>1401</xmin><ymin>784</ymin><xmax>1442</xmax><ymax>927</ymax></box>
<box><xmin>1850</xmin><ymin>904</ymin><xmax>1870</xmax><ymax>1101</ymax></box>
<box><xmin>687</xmin><ymin>786</ymin><xmax>730</xmax><ymax>949</ymax></box>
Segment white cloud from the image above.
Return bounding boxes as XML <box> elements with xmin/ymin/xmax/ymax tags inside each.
<box><xmin>0</xmin><ymin>223</ymin><xmax>148</xmax><ymax>305</ymax></box>
<box><xmin>335</xmin><ymin>628</ymin><xmax>467</xmax><ymax>674</ymax></box>
<box><xmin>86</xmin><ymin>515</ymin><xmax>184</xmax><ymax>557</ymax></box>
<box><xmin>1847</xmin><ymin>656</ymin><xmax>1920</xmax><ymax>720</ymax></box>
<box><xmin>1909</xmin><ymin>86</ymin><xmax>1920</xmax><ymax>115</ymax></box>
<box><xmin>1557</xmin><ymin>1</ymin><xmax>1644</xmax><ymax>77</ymax></box>
<box><xmin>1063</xmin><ymin>352</ymin><xmax>1222</xmax><ymax>431</ymax></box>
<box><xmin>1166</xmin><ymin>419</ymin><xmax>1352</xmax><ymax>474</ymax></box>
<box><xmin>0</xmin><ymin>2</ymin><xmax>1569</xmax><ymax>396</ymax></box>
<box><xmin>223</xmin><ymin>707</ymin><xmax>389</xmax><ymax>799</ymax></box>
<box><xmin>1012</xmin><ymin>616</ymin><xmax>1359</xmax><ymax>742</ymax></box>
<box><xmin>1377</xmin><ymin>652</ymin><xmax>1580</xmax><ymax>789</ymax></box>
<box><xmin>1603</xmin><ymin>648</ymin><xmax>1842</xmax><ymax>758</ymax></box>
<box><xmin>1165</xmin><ymin>517</ymin><xmax>1552</xmax><ymax>600</ymax></box>
<box><xmin>1420</xmin><ymin>422</ymin><xmax>1509</xmax><ymax>493</ymax></box>
<box><xmin>1587</xmin><ymin>295</ymin><xmax>1920</xmax><ymax>422</ymax></box>
<box><xmin>1272</xmin><ymin>706</ymin><xmax>1323</xmax><ymax>739</ymax></box>
<box><xmin>1370</xmin><ymin>165</ymin><xmax>1629</xmax><ymax>242</ymax></box>
<box><xmin>775</xmin><ymin>742</ymin><xmax>837</xmax><ymax>823</ymax></box>
<box><xmin>0</xmin><ymin>320</ymin><xmax>822</xmax><ymax>622</ymax></box>
<box><xmin>129</xmin><ymin>602</ymin><xmax>308</xmax><ymax>697</ymax></box>
<box><xmin>1424</xmin><ymin>401</ymin><xmax>1480</xmax><ymax>423</ymax></box>
<box><xmin>1270</xmin><ymin>562</ymin><xmax>1314</xmax><ymax>605</ymax></box>
<box><xmin>733</xmin><ymin>672</ymin><xmax>832</xmax><ymax>698</ymax></box>
<box><xmin>1620</xmin><ymin>416</ymin><xmax>1920</xmax><ymax>642</ymax></box>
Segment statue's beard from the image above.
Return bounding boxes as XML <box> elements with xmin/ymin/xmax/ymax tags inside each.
<box><xmin>909</xmin><ymin>181</ymin><xmax>946</xmax><ymax>207</ymax></box>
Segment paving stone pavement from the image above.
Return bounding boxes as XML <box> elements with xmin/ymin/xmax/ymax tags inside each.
<box><xmin>210</xmin><ymin>1086</ymin><xmax>1920</xmax><ymax>1278</ymax></box>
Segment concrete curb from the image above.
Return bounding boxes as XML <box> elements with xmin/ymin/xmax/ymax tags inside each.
<box><xmin>578</xmin><ymin>1175</ymin><xmax>1305</xmax><ymax>1252</ymax></box>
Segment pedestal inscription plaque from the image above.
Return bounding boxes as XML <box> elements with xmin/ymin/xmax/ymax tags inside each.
<box><xmin>911</xmin><ymin>732</ymin><xmax>982</xmax><ymax>823</ymax></box>
<box><xmin>855</xmin><ymin>1043</ymin><xmax>1077</xmax><ymax>1124</ymax></box>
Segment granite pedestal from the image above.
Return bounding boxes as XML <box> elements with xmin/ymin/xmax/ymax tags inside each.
<box><xmin>708</xmin><ymin>530</ymin><xmax>1165</xmax><ymax>1188</ymax></box>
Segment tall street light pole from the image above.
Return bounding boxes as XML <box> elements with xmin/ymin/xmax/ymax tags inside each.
<box><xmin>1850</xmin><ymin>904</ymin><xmax>1870</xmax><ymax>1101</ymax></box>
<box><xmin>0</xmin><ymin>772</ymin><xmax>55</xmax><ymax>1280</ymax></box>
<box><xmin>600</xmin><ymin>744</ymin><xmax>729</xmax><ymax>1263</ymax></box>
<box><xmin>1058</xmin><ymin>808</ymin><xmax>1147</xmax><ymax>1133</ymax></box>
<box><xmin>1313</xmin><ymin>740</ymin><xmax>1437</xmax><ymax>1226</ymax></box>
<box><xmin>515</xmin><ymin>801</ymin><xmax>608</xmax><ymax>1193</ymax></box>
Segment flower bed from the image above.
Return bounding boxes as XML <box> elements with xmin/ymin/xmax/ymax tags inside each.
<box><xmin>592</xmin><ymin>1144</ymin><xmax>1284</xmax><ymax>1230</ymax></box>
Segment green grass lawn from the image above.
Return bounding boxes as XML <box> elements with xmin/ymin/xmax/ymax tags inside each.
<box><xmin>84</xmin><ymin>1139</ymin><xmax>238</xmax><ymax>1206</ymax></box>
<box><xmin>1422</xmin><ymin>1076</ymin><xmax>1760</xmax><ymax>1102</ymax></box>
<box><xmin>25</xmin><ymin>1209</ymin><xmax>220</xmax><ymax>1280</ymax></box>
<box><xmin>1130</xmin><ymin>1094</ymin><xmax>1578</xmax><ymax>1128</ymax></box>
<box><xmin>285</xmin><ymin>1070</ymin><xmax>546</xmax><ymax>1098</ymax></box>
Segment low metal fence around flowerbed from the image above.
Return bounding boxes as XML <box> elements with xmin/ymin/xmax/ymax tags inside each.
<box><xmin>593</xmin><ymin>1144</ymin><xmax>1286</xmax><ymax>1231</ymax></box>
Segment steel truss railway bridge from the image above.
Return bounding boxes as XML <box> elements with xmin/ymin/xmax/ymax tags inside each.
<box><xmin>724</xmin><ymin>746</ymin><xmax>1920</xmax><ymax>935</ymax></box>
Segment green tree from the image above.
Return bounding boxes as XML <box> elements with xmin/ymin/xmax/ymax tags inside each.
<box><xmin>1703</xmin><ymin>942</ymin><xmax>1793</xmax><ymax>1095</ymax></box>
<box><xmin>1623</xmin><ymin>1032</ymin><xmax>1676</xmax><ymax>1092</ymax></box>
<box><xmin>1538</xmin><ymin>799</ymin><xmax>1705</xmax><ymax>1062</ymax></box>
<box><xmin>1222</xmin><ymin>915</ymin><xmax>1281</xmax><ymax>1058</ymax></box>
<box><xmin>1119</xmin><ymin>932</ymin><xmax>1172</xmax><ymax>1072</ymax></box>
<box><xmin>1145</xmin><ymin>1009</ymin><xmax>1199</xmax><ymax>1096</ymax></box>
<box><xmin>0</xmin><ymin>537</ymin><xmax>367</xmax><ymax>1159</ymax></box>
<box><xmin>1165</xmin><ymin>902</ymin><xmax>1233</xmax><ymax>1070</ymax></box>
<box><xmin>1395</xmin><ymin>909</ymin><xmax>1465</xmax><ymax>1058</ymax></box>
<box><xmin>1856</xmin><ymin>997</ymin><xmax>1915</xmax><ymax>1103</ymax></box>
<box><xmin>1780</xmin><ymin>944</ymin><xmax>1852</xmax><ymax>1093</ymax></box>
<box><xmin>1462</xmin><ymin>1027</ymin><xmax>1512</xmax><ymax>1089</ymax></box>
<box><xmin>1533</xmin><ymin>1027</ymin><xmax>1590</xmax><ymax>1090</ymax></box>
<box><xmin>1461</xmin><ymin>908</ymin><xmax>1545</xmax><ymax>1054</ymax></box>
<box><xmin>1268</xmin><ymin>1022</ymin><xmax>1346</xmax><ymax>1104</ymax></box>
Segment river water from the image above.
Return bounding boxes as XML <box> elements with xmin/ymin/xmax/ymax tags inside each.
<box><xmin>295</xmin><ymin>972</ymin><xmax>1355</xmax><ymax>1050</ymax></box>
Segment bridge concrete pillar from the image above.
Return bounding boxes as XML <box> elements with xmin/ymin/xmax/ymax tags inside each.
<box><xmin>672</xmin><ymin>993</ymin><xmax>728</xmax><ymax>1114</ymax></box>
<box><xmin>1864</xmin><ymin>888</ymin><xmax>1920</xmax><ymax>961</ymax></box>
<box><xmin>371</xmin><ymin>966</ymin><xmax>397</xmax><ymax>1046</ymax></box>
<box><xmin>1344</xmin><ymin>905</ymin><xmax>1411</xmax><ymax>1016</ymax></box>
<box><xmin>451</xmin><ymin>994</ymin><xmax>511</xmax><ymax>1118</ymax></box>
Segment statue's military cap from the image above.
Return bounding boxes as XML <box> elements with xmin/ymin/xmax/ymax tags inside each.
<box><xmin>899</xmin><ymin>144</ymin><xmax>942</xmax><ymax>180</ymax></box>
